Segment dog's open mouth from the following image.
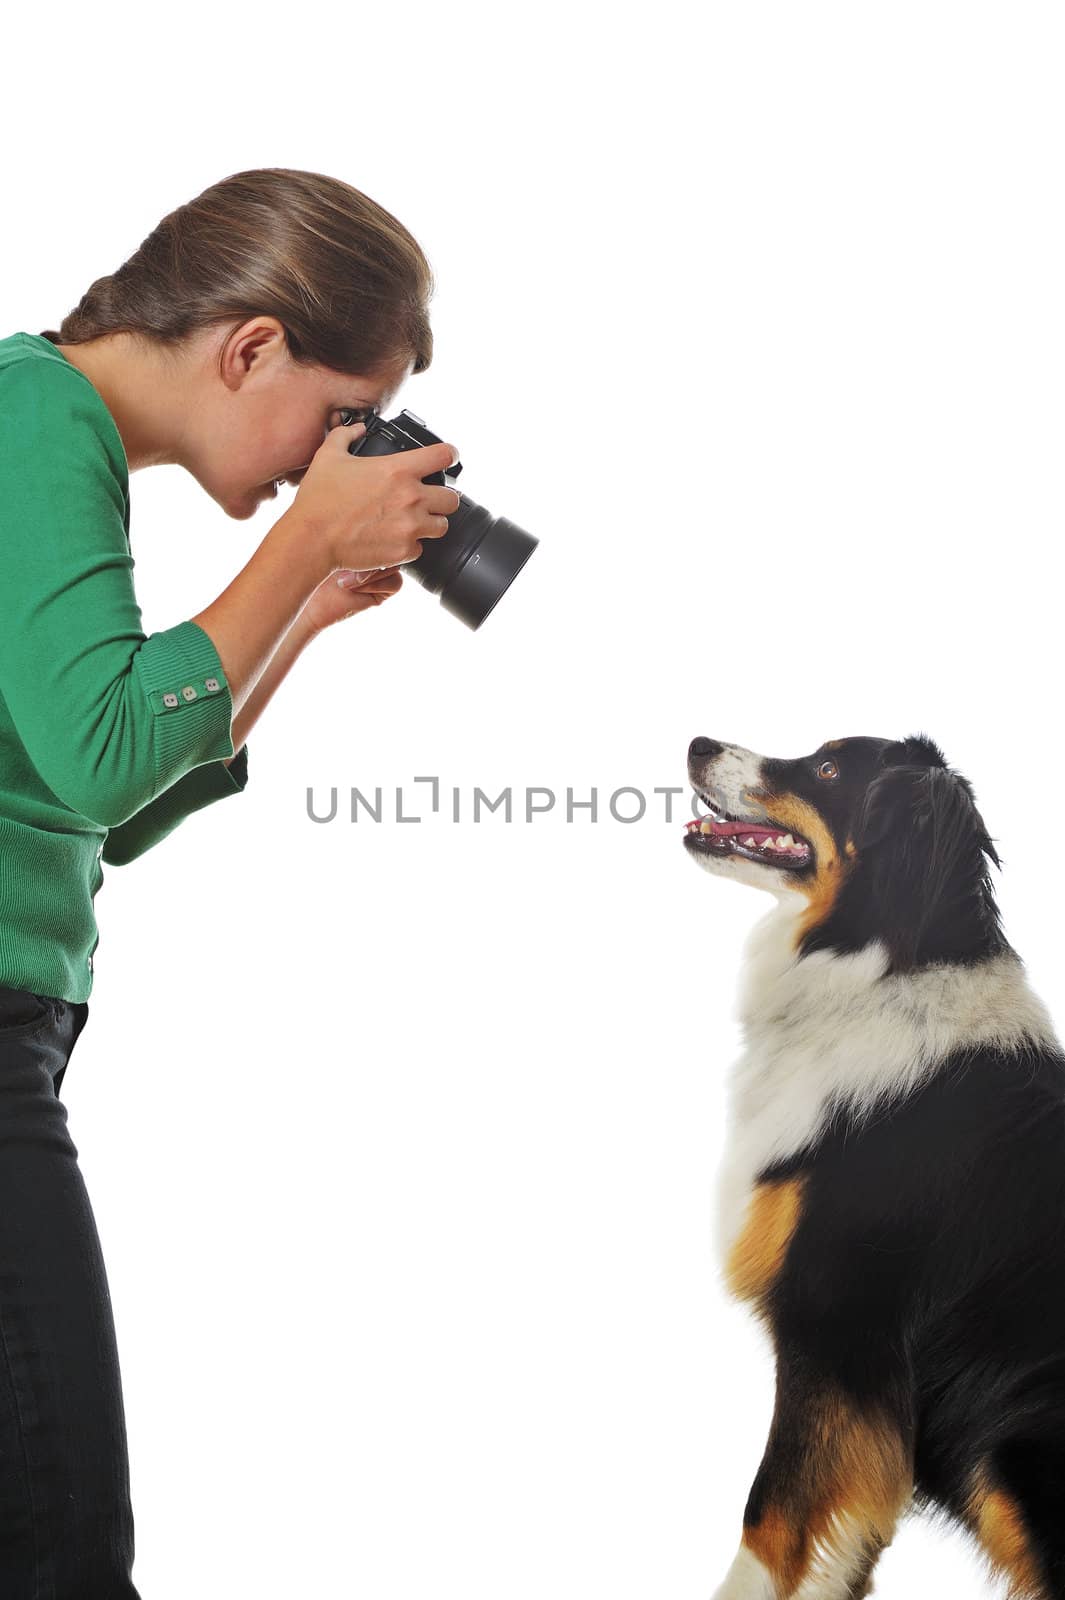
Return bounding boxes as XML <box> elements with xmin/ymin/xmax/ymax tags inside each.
<box><xmin>683</xmin><ymin>787</ymin><xmax>812</xmax><ymax>869</ymax></box>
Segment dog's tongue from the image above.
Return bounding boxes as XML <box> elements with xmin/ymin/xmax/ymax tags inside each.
<box><xmin>702</xmin><ymin>817</ymin><xmax>777</xmax><ymax>840</ymax></box>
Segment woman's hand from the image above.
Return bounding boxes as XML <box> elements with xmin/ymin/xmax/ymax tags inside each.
<box><xmin>299</xmin><ymin>564</ymin><xmax>404</xmax><ymax>637</ymax></box>
<box><xmin>291</xmin><ymin>420</ymin><xmax>461</xmax><ymax>573</ymax></box>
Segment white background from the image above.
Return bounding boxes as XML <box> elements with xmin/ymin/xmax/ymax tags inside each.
<box><xmin>3</xmin><ymin>3</ymin><xmax>1063</xmax><ymax>1596</ymax></box>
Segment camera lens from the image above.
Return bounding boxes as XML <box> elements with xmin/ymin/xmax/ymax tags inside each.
<box><xmin>410</xmin><ymin>493</ymin><xmax>537</xmax><ymax>629</ymax></box>
<box><xmin>349</xmin><ymin>413</ymin><xmax>537</xmax><ymax>630</ymax></box>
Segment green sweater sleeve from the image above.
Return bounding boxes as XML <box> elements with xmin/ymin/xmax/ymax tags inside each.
<box><xmin>101</xmin><ymin>741</ymin><xmax>250</xmax><ymax>865</ymax></box>
<box><xmin>0</xmin><ymin>354</ymin><xmax>239</xmax><ymax>828</ymax></box>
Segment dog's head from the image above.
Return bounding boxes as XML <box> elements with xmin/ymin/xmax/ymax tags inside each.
<box><xmin>684</xmin><ymin>733</ymin><xmax>1007</xmax><ymax>969</ymax></box>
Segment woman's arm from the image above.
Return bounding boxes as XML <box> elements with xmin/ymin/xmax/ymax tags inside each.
<box><xmin>190</xmin><ymin>507</ymin><xmax>327</xmax><ymax>728</ymax></box>
<box><xmin>221</xmin><ymin>609</ymin><xmax>316</xmax><ymax>765</ymax></box>
<box><xmin>101</xmin><ymin>559</ymin><xmax>400</xmax><ymax>864</ymax></box>
<box><xmin>100</xmin><ymin>597</ymin><xmax>315</xmax><ymax>864</ymax></box>
<box><xmin>219</xmin><ymin>555</ymin><xmax>403</xmax><ymax>763</ymax></box>
<box><xmin>0</xmin><ymin>357</ymin><xmax>251</xmax><ymax>827</ymax></box>
<box><xmin>219</xmin><ymin>552</ymin><xmax>402</xmax><ymax>762</ymax></box>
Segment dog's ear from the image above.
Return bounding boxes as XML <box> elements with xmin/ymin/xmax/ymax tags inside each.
<box><xmin>854</xmin><ymin>733</ymin><xmax>959</xmax><ymax>852</ymax></box>
<box><xmin>850</xmin><ymin>734</ymin><xmax>1002</xmax><ymax>968</ymax></box>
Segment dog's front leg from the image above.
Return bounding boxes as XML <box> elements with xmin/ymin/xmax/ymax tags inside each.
<box><xmin>711</xmin><ymin>1356</ymin><xmax>914</xmax><ymax>1600</ymax></box>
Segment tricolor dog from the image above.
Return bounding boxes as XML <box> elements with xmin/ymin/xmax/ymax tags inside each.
<box><xmin>684</xmin><ymin>733</ymin><xmax>1065</xmax><ymax>1600</ymax></box>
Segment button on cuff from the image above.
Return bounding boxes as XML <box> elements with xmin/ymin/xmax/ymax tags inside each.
<box><xmin>154</xmin><ymin>673</ymin><xmax>226</xmax><ymax>714</ymax></box>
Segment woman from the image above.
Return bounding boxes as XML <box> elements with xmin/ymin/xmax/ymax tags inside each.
<box><xmin>0</xmin><ymin>166</ymin><xmax>461</xmax><ymax>1596</ymax></box>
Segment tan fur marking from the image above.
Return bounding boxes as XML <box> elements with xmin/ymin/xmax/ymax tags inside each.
<box><xmin>746</xmin><ymin>1505</ymin><xmax>804</xmax><ymax>1592</ymax></box>
<box><xmin>744</xmin><ymin>1393</ymin><xmax>912</xmax><ymax>1593</ymax></box>
<box><xmin>724</xmin><ymin>1177</ymin><xmax>805</xmax><ymax>1305</ymax></box>
<box><xmin>747</xmin><ymin>790</ymin><xmax>848</xmax><ymax>944</ymax></box>
<box><xmin>811</xmin><ymin>1401</ymin><xmax>910</xmax><ymax>1556</ymax></box>
<box><xmin>967</xmin><ymin>1463</ymin><xmax>1045</xmax><ymax>1599</ymax></box>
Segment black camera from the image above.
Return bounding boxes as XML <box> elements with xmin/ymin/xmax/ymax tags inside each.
<box><xmin>348</xmin><ymin>409</ymin><xmax>537</xmax><ymax>630</ymax></box>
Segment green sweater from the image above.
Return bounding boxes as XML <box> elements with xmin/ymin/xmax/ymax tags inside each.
<box><xmin>0</xmin><ymin>331</ymin><xmax>249</xmax><ymax>1003</ymax></box>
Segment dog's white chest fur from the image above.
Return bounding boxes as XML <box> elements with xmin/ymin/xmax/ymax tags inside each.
<box><xmin>713</xmin><ymin>900</ymin><xmax>1060</xmax><ymax>1273</ymax></box>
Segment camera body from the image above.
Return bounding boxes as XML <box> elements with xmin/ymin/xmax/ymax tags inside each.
<box><xmin>349</xmin><ymin>408</ymin><xmax>537</xmax><ymax>631</ymax></box>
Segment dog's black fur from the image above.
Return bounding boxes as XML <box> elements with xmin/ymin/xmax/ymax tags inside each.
<box><xmin>799</xmin><ymin>735</ymin><xmax>1009</xmax><ymax>971</ymax></box>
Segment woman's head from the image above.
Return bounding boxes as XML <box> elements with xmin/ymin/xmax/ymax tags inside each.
<box><xmin>41</xmin><ymin>167</ymin><xmax>434</xmax><ymax>517</ymax></box>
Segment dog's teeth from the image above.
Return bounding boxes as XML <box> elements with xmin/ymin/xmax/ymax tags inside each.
<box><xmin>700</xmin><ymin>819</ymin><xmax>714</xmax><ymax>834</ymax></box>
<box><xmin>744</xmin><ymin>836</ymin><xmax>756</xmax><ymax>847</ymax></box>
<box><xmin>780</xmin><ymin>834</ymin><xmax>794</xmax><ymax>848</ymax></box>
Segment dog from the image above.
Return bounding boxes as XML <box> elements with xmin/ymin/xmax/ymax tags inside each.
<box><xmin>683</xmin><ymin>732</ymin><xmax>1065</xmax><ymax>1600</ymax></box>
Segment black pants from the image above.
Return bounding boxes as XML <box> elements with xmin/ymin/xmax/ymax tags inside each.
<box><xmin>0</xmin><ymin>986</ymin><xmax>140</xmax><ymax>1598</ymax></box>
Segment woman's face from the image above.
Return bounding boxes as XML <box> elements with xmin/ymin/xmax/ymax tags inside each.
<box><xmin>190</xmin><ymin>321</ymin><xmax>412</xmax><ymax>521</ymax></box>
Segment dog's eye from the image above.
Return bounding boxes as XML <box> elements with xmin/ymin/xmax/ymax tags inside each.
<box><xmin>817</xmin><ymin>759</ymin><xmax>839</xmax><ymax>780</ymax></box>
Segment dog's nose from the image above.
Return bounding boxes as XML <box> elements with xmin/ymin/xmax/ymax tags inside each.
<box><xmin>689</xmin><ymin>737</ymin><xmax>724</xmax><ymax>761</ymax></box>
